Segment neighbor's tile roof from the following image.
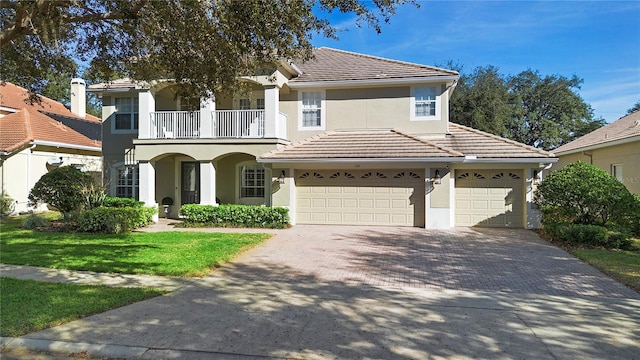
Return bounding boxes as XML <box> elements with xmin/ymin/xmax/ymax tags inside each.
<box><xmin>0</xmin><ymin>82</ymin><xmax>101</xmax><ymax>154</ymax></box>
<box><xmin>554</xmin><ymin>110</ymin><xmax>640</xmax><ymax>154</ymax></box>
<box><xmin>260</xmin><ymin>124</ymin><xmax>554</xmax><ymax>161</ymax></box>
<box><xmin>290</xmin><ymin>47</ymin><xmax>458</xmax><ymax>83</ymax></box>
<box><xmin>431</xmin><ymin>123</ymin><xmax>554</xmax><ymax>158</ymax></box>
<box><xmin>260</xmin><ymin>130</ymin><xmax>464</xmax><ymax>160</ymax></box>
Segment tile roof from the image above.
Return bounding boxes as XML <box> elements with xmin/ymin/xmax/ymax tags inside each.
<box><xmin>432</xmin><ymin>123</ymin><xmax>554</xmax><ymax>158</ymax></box>
<box><xmin>554</xmin><ymin>110</ymin><xmax>640</xmax><ymax>154</ymax></box>
<box><xmin>87</xmin><ymin>78</ymin><xmax>137</xmax><ymax>91</ymax></box>
<box><xmin>260</xmin><ymin>130</ymin><xmax>464</xmax><ymax>160</ymax></box>
<box><xmin>0</xmin><ymin>82</ymin><xmax>102</xmax><ymax>154</ymax></box>
<box><xmin>290</xmin><ymin>47</ymin><xmax>458</xmax><ymax>83</ymax></box>
<box><xmin>260</xmin><ymin>124</ymin><xmax>554</xmax><ymax>162</ymax></box>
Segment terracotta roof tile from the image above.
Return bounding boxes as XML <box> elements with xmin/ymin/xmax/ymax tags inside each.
<box><xmin>554</xmin><ymin>110</ymin><xmax>640</xmax><ymax>154</ymax></box>
<box><xmin>0</xmin><ymin>82</ymin><xmax>101</xmax><ymax>154</ymax></box>
<box><xmin>291</xmin><ymin>47</ymin><xmax>458</xmax><ymax>83</ymax></box>
<box><xmin>432</xmin><ymin>123</ymin><xmax>554</xmax><ymax>158</ymax></box>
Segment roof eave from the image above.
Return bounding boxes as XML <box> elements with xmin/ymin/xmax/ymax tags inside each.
<box><xmin>258</xmin><ymin>157</ymin><xmax>466</xmax><ymax>163</ymax></box>
<box><xmin>554</xmin><ymin>136</ymin><xmax>640</xmax><ymax>156</ymax></box>
<box><xmin>289</xmin><ymin>75</ymin><xmax>459</xmax><ymax>89</ymax></box>
<box><xmin>33</xmin><ymin>140</ymin><xmax>102</xmax><ymax>153</ymax></box>
<box><xmin>461</xmin><ymin>157</ymin><xmax>558</xmax><ymax>164</ymax></box>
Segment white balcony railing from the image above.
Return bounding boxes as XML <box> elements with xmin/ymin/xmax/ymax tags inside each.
<box><xmin>149</xmin><ymin>110</ymin><xmax>270</xmax><ymax>139</ymax></box>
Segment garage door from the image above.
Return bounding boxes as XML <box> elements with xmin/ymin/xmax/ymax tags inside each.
<box><xmin>296</xmin><ymin>170</ymin><xmax>425</xmax><ymax>227</ymax></box>
<box><xmin>455</xmin><ymin>170</ymin><xmax>523</xmax><ymax>228</ymax></box>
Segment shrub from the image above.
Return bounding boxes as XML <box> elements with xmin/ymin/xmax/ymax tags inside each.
<box><xmin>77</xmin><ymin>206</ymin><xmax>156</xmax><ymax>234</ymax></box>
<box><xmin>542</xmin><ymin>222</ymin><xmax>632</xmax><ymax>249</ymax></box>
<box><xmin>0</xmin><ymin>193</ymin><xmax>14</xmax><ymax>216</ymax></box>
<box><xmin>81</xmin><ymin>182</ymin><xmax>107</xmax><ymax>210</ymax></box>
<box><xmin>102</xmin><ymin>197</ymin><xmax>145</xmax><ymax>208</ymax></box>
<box><xmin>180</xmin><ymin>204</ymin><xmax>289</xmax><ymax>228</ymax></box>
<box><xmin>534</xmin><ymin>162</ymin><xmax>636</xmax><ymax>226</ymax></box>
<box><xmin>22</xmin><ymin>214</ymin><xmax>51</xmax><ymax>230</ymax></box>
<box><xmin>28</xmin><ymin>166</ymin><xmax>94</xmax><ymax>219</ymax></box>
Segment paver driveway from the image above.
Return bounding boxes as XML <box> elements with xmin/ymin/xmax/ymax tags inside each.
<box><xmin>12</xmin><ymin>225</ymin><xmax>640</xmax><ymax>359</ymax></box>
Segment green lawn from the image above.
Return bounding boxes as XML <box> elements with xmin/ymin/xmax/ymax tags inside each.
<box><xmin>571</xmin><ymin>239</ymin><xmax>640</xmax><ymax>292</ymax></box>
<box><xmin>0</xmin><ymin>215</ymin><xmax>271</xmax><ymax>276</ymax></box>
<box><xmin>0</xmin><ymin>277</ymin><xmax>166</xmax><ymax>337</ymax></box>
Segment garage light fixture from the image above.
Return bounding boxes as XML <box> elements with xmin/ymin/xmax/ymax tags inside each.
<box><xmin>433</xmin><ymin>169</ymin><xmax>442</xmax><ymax>185</ymax></box>
<box><xmin>277</xmin><ymin>170</ymin><xmax>286</xmax><ymax>184</ymax></box>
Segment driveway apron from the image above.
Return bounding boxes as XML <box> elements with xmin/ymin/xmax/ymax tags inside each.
<box><xmin>9</xmin><ymin>226</ymin><xmax>640</xmax><ymax>359</ymax></box>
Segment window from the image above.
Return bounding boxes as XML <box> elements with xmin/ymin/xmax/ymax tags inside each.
<box><xmin>299</xmin><ymin>90</ymin><xmax>325</xmax><ymax>130</ymax></box>
<box><xmin>241</xmin><ymin>165</ymin><xmax>265</xmax><ymax>198</ymax></box>
<box><xmin>114</xmin><ymin>97</ymin><xmax>139</xmax><ymax>131</ymax></box>
<box><xmin>116</xmin><ymin>167</ymin><xmax>139</xmax><ymax>199</ymax></box>
<box><xmin>612</xmin><ymin>164</ymin><xmax>623</xmax><ymax>182</ymax></box>
<box><xmin>411</xmin><ymin>86</ymin><xmax>440</xmax><ymax>120</ymax></box>
<box><xmin>239</xmin><ymin>98</ymin><xmax>251</xmax><ymax>110</ymax></box>
<box><xmin>256</xmin><ymin>98</ymin><xmax>265</xmax><ymax>110</ymax></box>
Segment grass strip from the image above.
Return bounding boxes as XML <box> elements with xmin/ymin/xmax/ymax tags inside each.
<box><xmin>0</xmin><ymin>277</ymin><xmax>166</xmax><ymax>337</ymax></box>
<box><xmin>571</xmin><ymin>247</ymin><xmax>640</xmax><ymax>292</ymax></box>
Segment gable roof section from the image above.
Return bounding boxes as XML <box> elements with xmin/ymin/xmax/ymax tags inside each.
<box><xmin>0</xmin><ymin>82</ymin><xmax>102</xmax><ymax>155</ymax></box>
<box><xmin>554</xmin><ymin>110</ymin><xmax>640</xmax><ymax>154</ymax></box>
<box><xmin>432</xmin><ymin>123</ymin><xmax>554</xmax><ymax>159</ymax></box>
<box><xmin>260</xmin><ymin>124</ymin><xmax>554</xmax><ymax>162</ymax></box>
<box><xmin>290</xmin><ymin>47</ymin><xmax>458</xmax><ymax>83</ymax></box>
<box><xmin>259</xmin><ymin>130</ymin><xmax>463</xmax><ymax>161</ymax></box>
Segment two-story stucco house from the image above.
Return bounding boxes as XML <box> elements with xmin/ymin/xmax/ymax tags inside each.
<box><xmin>89</xmin><ymin>48</ymin><xmax>556</xmax><ymax>228</ymax></box>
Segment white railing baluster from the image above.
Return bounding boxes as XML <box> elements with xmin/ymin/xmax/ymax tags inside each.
<box><xmin>149</xmin><ymin>110</ymin><xmax>264</xmax><ymax>139</ymax></box>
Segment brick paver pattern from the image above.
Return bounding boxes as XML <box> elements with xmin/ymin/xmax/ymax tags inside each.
<box><xmin>219</xmin><ymin>225</ymin><xmax>639</xmax><ymax>299</ymax></box>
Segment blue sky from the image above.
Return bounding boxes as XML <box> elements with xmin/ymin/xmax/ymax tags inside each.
<box><xmin>312</xmin><ymin>1</ymin><xmax>640</xmax><ymax>123</ymax></box>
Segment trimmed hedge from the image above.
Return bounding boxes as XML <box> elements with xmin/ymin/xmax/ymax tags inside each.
<box><xmin>102</xmin><ymin>197</ymin><xmax>145</xmax><ymax>208</ymax></box>
<box><xmin>180</xmin><ymin>204</ymin><xmax>289</xmax><ymax>229</ymax></box>
<box><xmin>542</xmin><ymin>222</ymin><xmax>632</xmax><ymax>249</ymax></box>
<box><xmin>77</xmin><ymin>206</ymin><xmax>156</xmax><ymax>234</ymax></box>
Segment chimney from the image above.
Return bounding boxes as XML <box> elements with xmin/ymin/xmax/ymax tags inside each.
<box><xmin>70</xmin><ymin>78</ymin><xmax>86</xmax><ymax>118</ymax></box>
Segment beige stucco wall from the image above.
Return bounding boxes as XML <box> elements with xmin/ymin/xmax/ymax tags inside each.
<box><xmin>281</xmin><ymin>84</ymin><xmax>450</xmax><ymax>143</ymax></box>
<box><xmin>554</xmin><ymin>141</ymin><xmax>640</xmax><ymax>194</ymax></box>
<box><xmin>0</xmin><ymin>147</ymin><xmax>101</xmax><ymax>214</ymax></box>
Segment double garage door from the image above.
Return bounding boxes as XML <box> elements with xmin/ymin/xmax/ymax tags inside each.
<box><xmin>455</xmin><ymin>169</ymin><xmax>524</xmax><ymax>228</ymax></box>
<box><xmin>296</xmin><ymin>170</ymin><xmax>425</xmax><ymax>227</ymax></box>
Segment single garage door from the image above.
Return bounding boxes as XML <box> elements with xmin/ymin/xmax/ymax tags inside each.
<box><xmin>455</xmin><ymin>169</ymin><xmax>524</xmax><ymax>228</ymax></box>
<box><xmin>296</xmin><ymin>170</ymin><xmax>425</xmax><ymax>227</ymax></box>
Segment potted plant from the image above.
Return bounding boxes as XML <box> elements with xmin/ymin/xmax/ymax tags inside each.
<box><xmin>161</xmin><ymin>196</ymin><xmax>174</xmax><ymax>218</ymax></box>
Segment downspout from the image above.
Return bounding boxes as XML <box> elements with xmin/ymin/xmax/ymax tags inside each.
<box><xmin>582</xmin><ymin>151</ymin><xmax>593</xmax><ymax>164</ymax></box>
<box><xmin>0</xmin><ymin>152</ymin><xmax>6</xmax><ymax>195</ymax></box>
<box><xmin>26</xmin><ymin>143</ymin><xmax>37</xmax><ymax>209</ymax></box>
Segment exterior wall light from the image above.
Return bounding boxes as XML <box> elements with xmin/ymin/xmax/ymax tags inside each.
<box><xmin>434</xmin><ymin>169</ymin><xmax>442</xmax><ymax>185</ymax></box>
<box><xmin>277</xmin><ymin>170</ymin><xmax>286</xmax><ymax>184</ymax></box>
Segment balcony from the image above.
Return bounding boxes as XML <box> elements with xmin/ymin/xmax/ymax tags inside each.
<box><xmin>148</xmin><ymin>110</ymin><xmax>286</xmax><ymax>140</ymax></box>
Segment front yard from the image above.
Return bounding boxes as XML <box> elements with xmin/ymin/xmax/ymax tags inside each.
<box><xmin>571</xmin><ymin>239</ymin><xmax>640</xmax><ymax>292</ymax></box>
<box><xmin>0</xmin><ymin>214</ymin><xmax>271</xmax><ymax>337</ymax></box>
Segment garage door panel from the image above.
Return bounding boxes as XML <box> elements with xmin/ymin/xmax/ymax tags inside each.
<box><xmin>455</xmin><ymin>169</ymin><xmax>523</xmax><ymax>228</ymax></box>
<box><xmin>296</xmin><ymin>170</ymin><xmax>424</xmax><ymax>227</ymax></box>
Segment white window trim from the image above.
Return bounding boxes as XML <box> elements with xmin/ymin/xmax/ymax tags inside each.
<box><xmin>298</xmin><ymin>89</ymin><xmax>326</xmax><ymax>131</ymax></box>
<box><xmin>235</xmin><ymin>161</ymin><xmax>271</xmax><ymax>205</ymax></box>
<box><xmin>111</xmin><ymin>96</ymin><xmax>139</xmax><ymax>134</ymax></box>
<box><xmin>110</xmin><ymin>162</ymin><xmax>139</xmax><ymax>199</ymax></box>
<box><xmin>410</xmin><ymin>85</ymin><xmax>441</xmax><ymax>121</ymax></box>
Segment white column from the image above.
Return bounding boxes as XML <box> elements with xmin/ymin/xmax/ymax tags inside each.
<box><xmin>424</xmin><ymin>167</ymin><xmax>431</xmax><ymax>228</ymax></box>
<box><xmin>139</xmin><ymin>90</ymin><xmax>155</xmax><ymax>139</ymax></box>
<box><xmin>199</xmin><ymin>161</ymin><xmax>218</xmax><ymax>205</ymax></box>
<box><xmin>200</xmin><ymin>93</ymin><xmax>215</xmax><ymax>138</ymax></box>
<box><xmin>288</xmin><ymin>167</ymin><xmax>296</xmax><ymax>225</ymax></box>
<box><xmin>139</xmin><ymin>161</ymin><xmax>158</xmax><ymax>222</ymax></box>
<box><xmin>449</xmin><ymin>169</ymin><xmax>456</xmax><ymax>227</ymax></box>
<box><xmin>264</xmin><ymin>85</ymin><xmax>280</xmax><ymax>138</ymax></box>
<box><xmin>525</xmin><ymin>168</ymin><xmax>541</xmax><ymax>229</ymax></box>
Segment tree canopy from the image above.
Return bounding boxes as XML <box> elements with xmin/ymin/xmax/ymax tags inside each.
<box><xmin>450</xmin><ymin>66</ymin><xmax>605</xmax><ymax>150</ymax></box>
<box><xmin>1</xmin><ymin>0</ymin><xmax>411</xmax><ymax>100</ymax></box>
<box><xmin>627</xmin><ymin>100</ymin><xmax>640</xmax><ymax>114</ymax></box>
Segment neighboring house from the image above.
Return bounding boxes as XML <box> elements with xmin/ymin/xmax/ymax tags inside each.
<box><xmin>90</xmin><ymin>47</ymin><xmax>556</xmax><ymax>228</ymax></box>
<box><xmin>0</xmin><ymin>80</ymin><xmax>102</xmax><ymax>214</ymax></box>
<box><xmin>553</xmin><ymin>110</ymin><xmax>640</xmax><ymax>194</ymax></box>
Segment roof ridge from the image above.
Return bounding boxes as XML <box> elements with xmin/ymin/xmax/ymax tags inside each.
<box><xmin>391</xmin><ymin>129</ymin><xmax>464</xmax><ymax>157</ymax></box>
<box><xmin>23</xmin><ymin>108</ymin><xmax>33</xmax><ymax>140</ymax></box>
<box><xmin>317</xmin><ymin>47</ymin><xmax>459</xmax><ymax>76</ymax></box>
<box><xmin>448</xmin><ymin>123</ymin><xmax>554</xmax><ymax>157</ymax></box>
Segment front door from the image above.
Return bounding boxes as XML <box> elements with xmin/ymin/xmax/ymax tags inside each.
<box><xmin>181</xmin><ymin>162</ymin><xmax>200</xmax><ymax>205</ymax></box>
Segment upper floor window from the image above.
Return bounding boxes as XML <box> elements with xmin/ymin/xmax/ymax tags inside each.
<box><xmin>239</xmin><ymin>98</ymin><xmax>251</xmax><ymax>110</ymax></box>
<box><xmin>411</xmin><ymin>86</ymin><xmax>441</xmax><ymax>121</ymax></box>
<box><xmin>256</xmin><ymin>98</ymin><xmax>265</xmax><ymax>110</ymax></box>
<box><xmin>114</xmin><ymin>97</ymin><xmax>139</xmax><ymax>131</ymax></box>
<box><xmin>299</xmin><ymin>90</ymin><xmax>325</xmax><ymax>130</ymax></box>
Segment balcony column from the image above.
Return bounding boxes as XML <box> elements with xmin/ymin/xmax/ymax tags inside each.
<box><xmin>199</xmin><ymin>161</ymin><xmax>218</xmax><ymax>205</ymax></box>
<box><xmin>200</xmin><ymin>93</ymin><xmax>215</xmax><ymax>138</ymax></box>
<box><xmin>264</xmin><ymin>85</ymin><xmax>279</xmax><ymax>138</ymax></box>
<box><xmin>138</xmin><ymin>90</ymin><xmax>155</xmax><ymax>139</ymax></box>
<box><xmin>139</xmin><ymin>161</ymin><xmax>159</xmax><ymax>222</ymax></box>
